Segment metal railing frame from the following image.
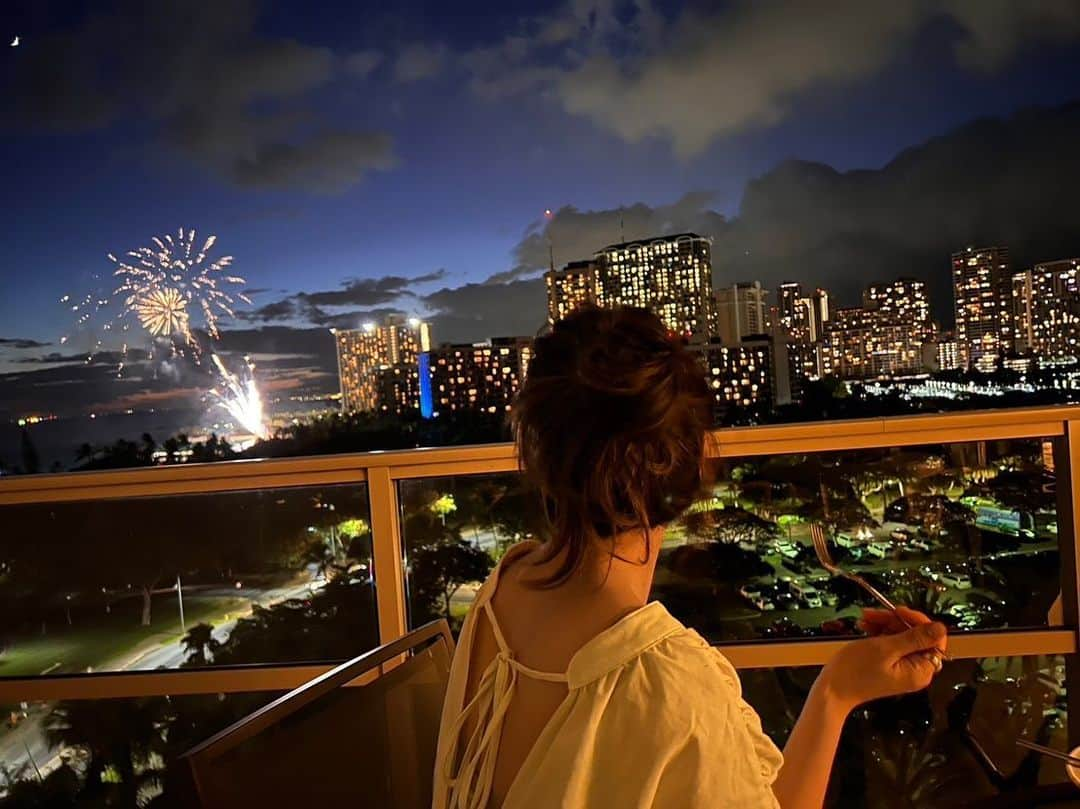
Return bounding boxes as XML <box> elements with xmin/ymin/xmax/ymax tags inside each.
<box><xmin>0</xmin><ymin>404</ymin><xmax>1078</xmax><ymax>718</ymax></box>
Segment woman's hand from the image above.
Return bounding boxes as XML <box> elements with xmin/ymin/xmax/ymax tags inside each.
<box><xmin>817</xmin><ymin>606</ymin><xmax>948</xmax><ymax>713</ymax></box>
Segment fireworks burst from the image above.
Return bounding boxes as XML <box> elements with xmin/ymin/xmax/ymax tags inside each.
<box><xmin>209</xmin><ymin>354</ymin><xmax>267</xmax><ymax>439</ymax></box>
<box><xmin>137</xmin><ymin>286</ymin><xmax>190</xmax><ymax>337</ymax></box>
<box><xmin>67</xmin><ymin>228</ymin><xmax>249</xmax><ymax>354</ymax></box>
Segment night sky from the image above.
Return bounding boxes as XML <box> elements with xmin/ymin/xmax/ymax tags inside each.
<box><xmin>3</xmin><ymin>0</ymin><xmax>1080</xmax><ymax>424</ymax></box>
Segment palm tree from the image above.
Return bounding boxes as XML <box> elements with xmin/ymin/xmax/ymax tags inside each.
<box><xmin>45</xmin><ymin>698</ymin><xmax>165</xmax><ymax>805</ymax></box>
<box><xmin>140</xmin><ymin>432</ymin><xmax>157</xmax><ymax>464</ymax></box>
<box><xmin>889</xmin><ymin>585</ymin><xmax>958</xmax><ymax>623</ymax></box>
<box><xmin>860</xmin><ymin>724</ymin><xmax>970</xmax><ymax>807</ymax></box>
<box><xmin>181</xmin><ymin>623</ymin><xmax>220</xmax><ymax>667</ymax></box>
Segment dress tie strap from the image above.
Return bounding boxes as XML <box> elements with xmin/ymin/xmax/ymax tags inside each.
<box><xmin>442</xmin><ymin>602</ymin><xmax>568</xmax><ymax>809</ymax></box>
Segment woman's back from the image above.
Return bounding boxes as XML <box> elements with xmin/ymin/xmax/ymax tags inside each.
<box><xmin>432</xmin><ymin>542</ymin><xmax>784</xmax><ymax>809</ymax></box>
<box><xmin>459</xmin><ymin>541</ymin><xmax>665</xmax><ymax>805</ymax></box>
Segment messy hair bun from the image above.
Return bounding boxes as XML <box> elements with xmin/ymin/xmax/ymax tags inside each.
<box><xmin>512</xmin><ymin>305</ymin><xmax>713</xmax><ymax>585</ymax></box>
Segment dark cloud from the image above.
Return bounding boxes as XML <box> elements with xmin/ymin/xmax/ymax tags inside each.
<box><xmin>422</xmin><ymin>280</ymin><xmax>546</xmax><ymax>344</ymax></box>
<box><xmin>343</xmin><ymin>49</ymin><xmax>383</xmax><ymax>78</ymax></box>
<box><xmin>0</xmin><ymin>348</ymin><xmax>205</xmax><ymax>417</ymax></box>
<box><xmin>7</xmin><ymin>0</ymin><xmax>395</xmax><ymax>192</ymax></box>
<box><xmin>463</xmin><ymin>0</ymin><xmax>1080</xmax><ymax>158</ymax></box>
<box><xmin>240</xmin><ymin>271</ymin><xmax>448</xmax><ymax>325</ymax></box>
<box><xmin>16</xmin><ymin>349</ymin><xmax>150</xmax><ymax>365</ymax></box>
<box><xmin>712</xmin><ymin>101</ymin><xmax>1080</xmax><ymax>323</ymax></box>
<box><xmin>490</xmin><ymin>101</ymin><xmax>1080</xmax><ymax>330</ymax></box>
<box><xmin>300</xmin><ymin>270</ymin><xmax>446</xmax><ymax>307</ymax></box>
<box><xmin>236</xmin><ymin>299</ymin><xmax>300</xmax><ymax>322</ymax></box>
<box><xmin>0</xmin><ymin>338</ymin><xmax>50</xmax><ymax>349</ymax></box>
<box><xmin>228</xmin><ymin>131</ymin><xmax>397</xmax><ymax>193</ymax></box>
<box><xmin>394</xmin><ymin>43</ymin><xmax>448</xmax><ymax>82</ymax></box>
<box><xmin>305</xmin><ymin>308</ymin><xmax>402</xmax><ymax>330</ymax></box>
<box><xmin>503</xmin><ymin>193</ymin><xmax>728</xmax><ymax>281</ymax></box>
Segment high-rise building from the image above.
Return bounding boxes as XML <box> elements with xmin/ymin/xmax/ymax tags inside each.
<box><xmin>952</xmin><ymin>246</ymin><xmax>1012</xmax><ymax>372</ymax></box>
<box><xmin>429</xmin><ymin>337</ymin><xmax>532</xmax><ymax>416</ymax></box>
<box><xmin>776</xmin><ymin>282</ymin><xmax>810</xmax><ymax>342</ymax></box>
<box><xmin>825</xmin><ymin>307</ymin><xmax>875</xmax><ymax>379</ymax></box>
<box><xmin>824</xmin><ymin>305</ymin><xmax>924</xmax><ymax>379</ymax></box>
<box><xmin>1029</xmin><ymin>258</ymin><xmax>1080</xmax><ymax>360</ymax></box>
<box><xmin>334</xmin><ymin>315</ymin><xmax>432</xmax><ymax>413</ymax></box>
<box><xmin>545</xmin><ymin>260</ymin><xmax>596</xmax><ymax>326</ymax></box>
<box><xmin>594</xmin><ymin>233</ymin><xmax>714</xmax><ymax>340</ymax></box>
<box><xmin>714</xmin><ymin>281</ymin><xmax>767</xmax><ymax>344</ymax></box>
<box><xmin>1010</xmin><ymin>270</ymin><xmax>1034</xmax><ymax>353</ymax></box>
<box><xmin>787</xmin><ymin>341</ymin><xmax>825</xmax><ymax>386</ymax></box>
<box><xmin>864</xmin><ymin>278</ymin><xmax>932</xmax><ymax>338</ymax></box>
<box><xmin>693</xmin><ymin>337</ymin><xmax>774</xmax><ymax>421</ymax></box>
<box><xmin>804</xmin><ymin>288</ymin><xmax>831</xmax><ymax>342</ymax></box>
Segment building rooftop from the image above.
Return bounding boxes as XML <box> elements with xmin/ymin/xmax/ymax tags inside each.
<box><xmin>595</xmin><ymin>232</ymin><xmax>709</xmax><ymax>253</ymax></box>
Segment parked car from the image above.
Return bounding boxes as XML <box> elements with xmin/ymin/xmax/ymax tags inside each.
<box><xmin>753</xmin><ymin>595</ymin><xmax>776</xmax><ymax>611</ymax></box>
<box><xmin>835</xmin><ymin>533</ymin><xmax>859</xmax><ymax>548</ymax></box>
<box><xmin>820</xmin><ymin>616</ymin><xmax>859</xmax><ymax>636</ymax></box>
<box><xmin>908</xmin><ymin>538</ymin><xmax>931</xmax><ymax>552</ymax></box>
<box><xmin>778</xmin><ymin>543</ymin><xmax>801</xmax><ymax>560</ymax></box>
<box><xmin>890</xmin><ymin>528</ymin><xmax>913</xmax><ymax>542</ymax></box>
<box><xmin>919</xmin><ymin>564</ymin><xmax>939</xmax><ymax>581</ymax></box>
<box><xmin>866</xmin><ymin>542</ymin><xmax>891</xmax><ymax>559</ymax></box>
<box><xmin>782</xmin><ymin>558</ymin><xmax>809</xmax><ymax>575</ymax></box>
<box><xmin>938</xmin><ymin>571</ymin><xmax>973</xmax><ymax>590</ymax></box>
<box><xmin>774</xmin><ymin>593</ymin><xmax>800</xmax><ymax>611</ymax></box>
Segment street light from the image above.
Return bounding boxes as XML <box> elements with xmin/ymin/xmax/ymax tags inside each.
<box><xmin>176</xmin><ymin>574</ymin><xmax>185</xmax><ymax>633</ymax></box>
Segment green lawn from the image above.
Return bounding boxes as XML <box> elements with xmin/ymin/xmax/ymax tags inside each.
<box><xmin>0</xmin><ymin>596</ymin><xmax>248</xmax><ymax>678</ymax></box>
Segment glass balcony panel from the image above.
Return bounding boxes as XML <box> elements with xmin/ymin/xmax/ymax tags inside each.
<box><xmin>662</xmin><ymin>438</ymin><xmax>1061</xmax><ymax>643</ymax></box>
<box><xmin>0</xmin><ymin>691</ymin><xmax>280</xmax><ymax>804</ymax></box>
<box><xmin>0</xmin><ymin>484</ymin><xmax>377</xmax><ymax>674</ymax></box>
<box><xmin>400</xmin><ymin>473</ymin><xmax>541</xmax><ymax>631</ymax></box>
<box><xmin>400</xmin><ymin>437</ymin><xmax>1062</xmax><ymax>644</ymax></box>
<box><xmin>739</xmin><ymin>655</ymin><xmax>1070</xmax><ymax>807</ymax></box>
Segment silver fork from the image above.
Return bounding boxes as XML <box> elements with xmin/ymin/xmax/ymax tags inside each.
<box><xmin>810</xmin><ymin>523</ymin><xmax>950</xmax><ymax>663</ymax></box>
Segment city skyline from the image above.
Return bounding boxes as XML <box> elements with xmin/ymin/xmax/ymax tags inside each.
<box><xmin>5</xmin><ymin>1</ymin><xmax>1080</xmax><ymax>428</ymax></box>
<box><xmin>330</xmin><ymin>225</ymin><xmax>1080</xmax><ymax>425</ymax></box>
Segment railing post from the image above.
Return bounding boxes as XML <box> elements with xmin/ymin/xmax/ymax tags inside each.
<box><xmin>368</xmin><ymin>466</ymin><xmax>408</xmax><ymax>645</ymax></box>
<box><xmin>1054</xmin><ymin>423</ymin><xmax>1080</xmax><ymax>748</ymax></box>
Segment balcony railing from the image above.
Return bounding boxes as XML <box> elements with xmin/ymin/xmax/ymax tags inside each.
<box><xmin>1</xmin><ymin>402</ymin><xmax>1079</xmax><ymax>802</ymax></box>
<box><xmin>0</xmin><ymin>405</ymin><xmax>1076</xmax><ymax>699</ymax></box>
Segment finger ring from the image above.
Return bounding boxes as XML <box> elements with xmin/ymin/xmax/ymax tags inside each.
<box><xmin>931</xmin><ymin>654</ymin><xmax>943</xmax><ymax>672</ymax></box>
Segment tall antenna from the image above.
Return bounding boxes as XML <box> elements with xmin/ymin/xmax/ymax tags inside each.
<box><xmin>544</xmin><ymin>208</ymin><xmax>555</xmax><ymax>272</ymax></box>
<box><xmin>619</xmin><ymin>206</ymin><xmax>626</xmax><ymax>244</ymax></box>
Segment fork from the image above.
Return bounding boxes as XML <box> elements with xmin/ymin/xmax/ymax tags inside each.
<box><xmin>810</xmin><ymin>523</ymin><xmax>950</xmax><ymax>663</ymax></box>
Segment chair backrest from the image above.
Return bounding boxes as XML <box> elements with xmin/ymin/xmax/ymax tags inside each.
<box><xmin>184</xmin><ymin>619</ymin><xmax>455</xmax><ymax>809</ymax></box>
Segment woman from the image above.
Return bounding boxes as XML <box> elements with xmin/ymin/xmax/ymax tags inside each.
<box><xmin>433</xmin><ymin>306</ymin><xmax>947</xmax><ymax>809</ymax></box>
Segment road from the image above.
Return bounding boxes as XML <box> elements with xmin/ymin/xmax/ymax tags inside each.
<box><xmin>0</xmin><ymin>576</ymin><xmax>322</xmax><ymax>788</ymax></box>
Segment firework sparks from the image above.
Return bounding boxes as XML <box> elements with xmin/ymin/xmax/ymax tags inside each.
<box><xmin>209</xmin><ymin>354</ymin><xmax>267</xmax><ymax>439</ymax></box>
<box><xmin>67</xmin><ymin>228</ymin><xmax>249</xmax><ymax>353</ymax></box>
<box><xmin>137</xmin><ymin>286</ymin><xmax>190</xmax><ymax>337</ymax></box>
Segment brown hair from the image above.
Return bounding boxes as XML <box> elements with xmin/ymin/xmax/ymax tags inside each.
<box><xmin>511</xmin><ymin>305</ymin><xmax>713</xmax><ymax>586</ymax></box>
